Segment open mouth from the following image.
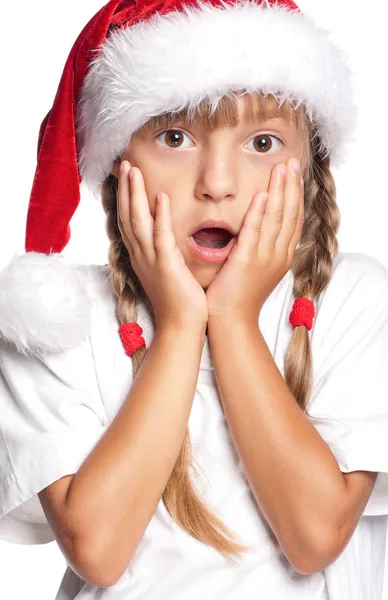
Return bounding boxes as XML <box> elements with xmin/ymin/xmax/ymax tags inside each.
<box><xmin>191</xmin><ymin>227</ymin><xmax>234</xmax><ymax>248</ymax></box>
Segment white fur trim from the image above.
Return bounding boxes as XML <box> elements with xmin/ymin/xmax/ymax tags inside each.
<box><xmin>0</xmin><ymin>253</ymin><xmax>93</xmax><ymax>356</ymax></box>
<box><xmin>77</xmin><ymin>0</ymin><xmax>357</xmax><ymax>194</ymax></box>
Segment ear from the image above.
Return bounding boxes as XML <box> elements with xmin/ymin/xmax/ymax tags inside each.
<box><xmin>111</xmin><ymin>157</ymin><xmax>122</xmax><ymax>179</ymax></box>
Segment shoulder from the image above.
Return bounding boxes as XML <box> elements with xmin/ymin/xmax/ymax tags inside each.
<box><xmin>88</xmin><ymin>262</ymin><xmax>154</xmax><ymax>324</ymax></box>
<box><xmin>88</xmin><ymin>262</ymin><xmax>116</xmax><ymax>306</ymax></box>
<box><xmin>312</xmin><ymin>252</ymin><xmax>388</xmax><ymax>345</ymax></box>
<box><xmin>332</xmin><ymin>251</ymin><xmax>388</xmax><ymax>292</ymax></box>
<box><xmin>318</xmin><ymin>252</ymin><xmax>388</xmax><ymax>313</ymax></box>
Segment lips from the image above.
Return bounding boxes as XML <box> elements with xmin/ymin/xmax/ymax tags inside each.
<box><xmin>190</xmin><ymin>219</ymin><xmax>237</xmax><ymax>237</ymax></box>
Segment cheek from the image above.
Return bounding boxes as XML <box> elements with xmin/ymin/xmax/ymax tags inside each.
<box><xmin>127</xmin><ymin>146</ymin><xmax>188</xmax><ymax>211</ymax></box>
<box><xmin>245</xmin><ymin>157</ymin><xmax>273</xmax><ymax>190</ymax></box>
<box><xmin>139</xmin><ymin>168</ymin><xmax>188</xmax><ymax>221</ymax></box>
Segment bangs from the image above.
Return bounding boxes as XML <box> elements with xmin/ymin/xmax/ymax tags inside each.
<box><xmin>140</xmin><ymin>91</ymin><xmax>308</xmax><ymax>133</ymax></box>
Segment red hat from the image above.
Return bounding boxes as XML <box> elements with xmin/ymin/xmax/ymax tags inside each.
<box><xmin>0</xmin><ymin>0</ymin><xmax>356</xmax><ymax>355</ymax></box>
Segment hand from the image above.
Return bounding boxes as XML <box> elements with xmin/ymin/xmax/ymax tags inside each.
<box><xmin>117</xmin><ymin>161</ymin><xmax>208</xmax><ymax>331</ymax></box>
<box><xmin>205</xmin><ymin>158</ymin><xmax>304</xmax><ymax>324</ymax></box>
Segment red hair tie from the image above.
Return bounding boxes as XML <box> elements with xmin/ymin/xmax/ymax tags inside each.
<box><xmin>118</xmin><ymin>322</ymin><xmax>146</xmax><ymax>357</ymax></box>
<box><xmin>289</xmin><ymin>297</ymin><xmax>315</xmax><ymax>331</ymax></box>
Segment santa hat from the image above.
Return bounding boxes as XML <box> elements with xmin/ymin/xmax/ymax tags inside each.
<box><xmin>0</xmin><ymin>0</ymin><xmax>357</xmax><ymax>355</ymax></box>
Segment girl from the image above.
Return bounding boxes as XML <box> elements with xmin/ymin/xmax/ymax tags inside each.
<box><xmin>1</xmin><ymin>0</ymin><xmax>388</xmax><ymax>598</ymax></box>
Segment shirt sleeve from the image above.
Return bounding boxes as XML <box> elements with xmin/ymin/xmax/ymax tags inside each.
<box><xmin>306</xmin><ymin>253</ymin><xmax>388</xmax><ymax>516</ymax></box>
<box><xmin>0</xmin><ymin>334</ymin><xmax>109</xmax><ymax>545</ymax></box>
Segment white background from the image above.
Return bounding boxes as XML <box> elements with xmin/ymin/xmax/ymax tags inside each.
<box><xmin>0</xmin><ymin>0</ymin><xmax>388</xmax><ymax>597</ymax></box>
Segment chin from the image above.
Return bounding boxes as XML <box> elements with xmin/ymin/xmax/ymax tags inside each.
<box><xmin>193</xmin><ymin>271</ymin><xmax>217</xmax><ymax>292</ymax></box>
<box><xmin>185</xmin><ymin>258</ymin><xmax>217</xmax><ymax>289</ymax></box>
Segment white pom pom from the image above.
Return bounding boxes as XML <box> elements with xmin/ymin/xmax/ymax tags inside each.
<box><xmin>0</xmin><ymin>252</ymin><xmax>93</xmax><ymax>356</ymax></box>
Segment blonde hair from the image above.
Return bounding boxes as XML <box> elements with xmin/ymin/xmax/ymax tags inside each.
<box><xmin>100</xmin><ymin>92</ymin><xmax>340</xmax><ymax>560</ymax></box>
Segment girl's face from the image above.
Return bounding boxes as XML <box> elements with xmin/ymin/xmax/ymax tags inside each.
<box><xmin>113</xmin><ymin>95</ymin><xmax>309</xmax><ymax>290</ymax></box>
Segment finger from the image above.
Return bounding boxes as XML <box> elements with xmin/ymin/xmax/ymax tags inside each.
<box><xmin>288</xmin><ymin>175</ymin><xmax>305</xmax><ymax>260</ymax></box>
<box><xmin>129</xmin><ymin>167</ymin><xmax>157</xmax><ymax>260</ymax></box>
<box><xmin>153</xmin><ymin>192</ymin><xmax>177</xmax><ymax>263</ymax></box>
<box><xmin>118</xmin><ymin>160</ymin><xmax>138</xmax><ymax>256</ymax></box>
<box><xmin>258</xmin><ymin>163</ymin><xmax>286</xmax><ymax>251</ymax></box>
<box><xmin>276</xmin><ymin>159</ymin><xmax>303</xmax><ymax>255</ymax></box>
<box><xmin>235</xmin><ymin>191</ymin><xmax>268</xmax><ymax>261</ymax></box>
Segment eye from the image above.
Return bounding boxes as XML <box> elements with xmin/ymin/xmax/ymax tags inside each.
<box><xmin>246</xmin><ymin>134</ymin><xmax>283</xmax><ymax>154</ymax></box>
<box><xmin>155</xmin><ymin>129</ymin><xmax>193</xmax><ymax>149</ymax></box>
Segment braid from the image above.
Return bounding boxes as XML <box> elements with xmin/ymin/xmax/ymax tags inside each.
<box><xmin>285</xmin><ymin>131</ymin><xmax>340</xmax><ymax>411</ymax></box>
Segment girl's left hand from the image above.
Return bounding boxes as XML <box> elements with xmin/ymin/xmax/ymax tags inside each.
<box><xmin>206</xmin><ymin>158</ymin><xmax>305</xmax><ymax>324</ymax></box>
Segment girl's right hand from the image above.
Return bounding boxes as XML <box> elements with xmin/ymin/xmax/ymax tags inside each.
<box><xmin>117</xmin><ymin>161</ymin><xmax>208</xmax><ymax>332</ymax></box>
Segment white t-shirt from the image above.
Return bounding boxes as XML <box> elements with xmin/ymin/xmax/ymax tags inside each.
<box><xmin>1</xmin><ymin>251</ymin><xmax>388</xmax><ymax>599</ymax></box>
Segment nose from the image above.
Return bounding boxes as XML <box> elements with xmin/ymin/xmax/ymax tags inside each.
<box><xmin>194</xmin><ymin>151</ymin><xmax>237</xmax><ymax>203</ymax></box>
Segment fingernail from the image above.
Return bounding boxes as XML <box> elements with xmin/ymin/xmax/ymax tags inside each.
<box><xmin>120</xmin><ymin>161</ymin><xmax>126</xmax><ymax>173</ymax></box>
<box><xmin>280</xmin><ymin>164</ymin><xmax>287</xmax><ymax>178</ymax></box>
<box><xmin>291</xmin><ymin>159</ymin><xmax>301</xmax><ymax>172</ymax></box>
